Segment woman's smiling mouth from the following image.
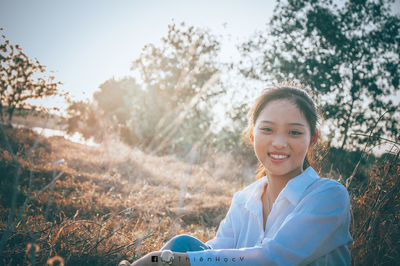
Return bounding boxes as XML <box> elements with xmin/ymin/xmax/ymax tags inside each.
<box><xmin>268</xmin><ymin>153</ymin><xmax>290</xmax><ymax>160</ymax></box>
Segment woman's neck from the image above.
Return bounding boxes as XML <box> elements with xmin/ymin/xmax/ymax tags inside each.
<box><xmin>266</xmin><ymin>176</ymin><xmax>288</xmax><ymax>201</ymax></box>
<box><xmin>266</xmin><ymin>168</ymin><xmax>303</xmax><ymax>201</ymax></box>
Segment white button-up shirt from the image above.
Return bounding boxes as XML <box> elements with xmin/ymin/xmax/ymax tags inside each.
<box><xmin>187</xmin><ymin>167</ymin><xmax>353</xmax><ymax>265</ymax></box>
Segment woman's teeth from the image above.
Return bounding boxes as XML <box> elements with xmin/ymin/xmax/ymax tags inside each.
<box><xmin>270</xmin><ymin>154</ymin><xmax>289</xmax><ymax>159</ymax></box>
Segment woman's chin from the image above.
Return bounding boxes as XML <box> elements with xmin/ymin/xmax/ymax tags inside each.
<box><xmin>266</xmin><ymin>165</ymin><xmax>303</xmax><ymax>179</ymax></box>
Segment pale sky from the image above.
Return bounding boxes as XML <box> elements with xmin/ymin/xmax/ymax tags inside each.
<box><xmin>0</xmin><ymin>0</ymin><xmax>399</xmax><ymax>108</ymax></box>
<box><xmin>0</xmin><ymin>0</ymin><xmax>276</xmax><ymax>104</ymax></box>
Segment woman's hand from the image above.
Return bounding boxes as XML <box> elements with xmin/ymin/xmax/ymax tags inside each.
<box><xmin>127</xmin><ymin>251</ymin><xmax>190</xmax><ymax>266</ymax></box>
<box><xmin>129</xmin><ymin>251</ymin><xmax>162</xmax><ymax>266</ymax></box>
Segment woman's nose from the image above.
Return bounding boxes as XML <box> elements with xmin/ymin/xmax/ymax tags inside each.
<box><xmin>272</xmin><ymin>134</ymin><xmax>288</xmax><ymax>149</ymax></box>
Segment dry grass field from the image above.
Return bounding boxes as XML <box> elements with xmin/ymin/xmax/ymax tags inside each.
<box><xmin>0</xmin><ymin>127</ymin><xmax>254</xmax><ymax>265</ymax></box>
<box><xmin>0</xmin><ymin>127</ymin><xmax>399</xmax><ymax>265</ymax></box>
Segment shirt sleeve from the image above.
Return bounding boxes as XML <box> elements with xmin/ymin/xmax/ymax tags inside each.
<box><xmin>205</xmin><ymin>193</ymin><xmax>239</xmax><ymax>249</ymax></box>
<box><xmin>187</xmin><ymin>183</ymin><xmax>352</xmax><ymax>266</ymax></box>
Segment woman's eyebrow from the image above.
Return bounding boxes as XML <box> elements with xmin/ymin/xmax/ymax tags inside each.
<box><xmin>288</xmin><ymin>122</ymin><xmax>306</xmax><ymax>127</ymax></box>
<box><xmin>259</xmin><ymin>120</ymin><xmax>274</xmax><ymax>124</ymax></box>
<box><xmin>259</xmin><ymin>121</ymin><xmax>306</xmax><ymax>127</ymax></box>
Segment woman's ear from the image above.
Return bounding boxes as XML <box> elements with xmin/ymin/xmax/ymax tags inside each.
<box><xmin>310</xmin><ymin>130</ymin><xmax>318</xmax><ymax>146</ymax></box>
<box><xmin>249</xmin><ymin>132</ymin><xmax>254</xmax><ymax>143</ymax></box>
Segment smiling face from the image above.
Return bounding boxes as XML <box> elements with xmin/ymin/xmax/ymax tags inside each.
<box><xmin>253</xmin><ymin>99</ymin><xmax>313</xmax><ymax>180</ymax></box>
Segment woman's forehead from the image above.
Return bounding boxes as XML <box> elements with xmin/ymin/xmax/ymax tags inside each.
<box><xmin>257</xmin><ymin>99</ymin><xmax>308</xmax><ymax>125</ymax></box>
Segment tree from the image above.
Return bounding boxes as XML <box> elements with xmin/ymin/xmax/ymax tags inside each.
<box><xmin>67</xmin><ymin>22</ymin><xmax>223</xmax><ymax>155</ymax></box>
<box><xmin>240</xmin><ymin>0</ymin><xmax>400</xmax><ymax>150</ymax></box>
<box><xmin>130</xmin><ymin>22</ymin><xmax>222</xmax><ymax>153</ymax></box>
<box><xmin>65</xmin><ymin>99</ymin><xmax>105</xmax><ymax>142</ymax></box>
<box><xmin>0</xmin><ymin>29</ymin><xmax>61</xmax><ymax>125</ymax></box>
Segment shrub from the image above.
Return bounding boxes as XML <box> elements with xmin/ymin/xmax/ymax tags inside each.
<box><xmin>350</xmin><ymin>149</ymin><xmax>400</xmax><ymax>265</ymax></box>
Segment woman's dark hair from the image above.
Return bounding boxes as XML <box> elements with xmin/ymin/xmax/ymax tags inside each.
<box><xmin>243</xmin><ymin>85</ymin><xmax>320</xmax><ymax>179</ymax></box>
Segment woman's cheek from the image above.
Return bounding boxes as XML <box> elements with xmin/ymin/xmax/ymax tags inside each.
<box><xmin>255</xmin><ymin>138</ymin><xmax>270</xmax><ymax>165</ymax></box>
<box><xmin>298</xmin><ymin>139</ymin><xmax>310</xmax><ymax>159</ymax></box>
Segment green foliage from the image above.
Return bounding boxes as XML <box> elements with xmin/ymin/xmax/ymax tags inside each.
<box><xmin>129</xmin><ymin>22</ymin><xmax>223</xmax><ymax>154</ymax></box>
<box><xmin>65</xmin><ymin>99</ymin><xmax>105</xmax><ymax>141</ymax></box>
<box><xmin>322</xmin><ymin>146</ymin><xmax>376</xmax><ymax>181</ymax></box>
<box><xmin>66</xmin><ymin>23</ymin><xmax>224</xmax><ymax>155</ymax></box>
<box><xmin>240</xmin><ymin>0</ymin><xmax>400</xmax><ymax>150</ymax></box>
<box><xmin>209</xmin><ymin>101</ymin><xmax>255</xmax><ymax>158</ymax></box>
<box><xmin>0</xmin><ymin>29</ymin><xmax>62</xmax><ymax>125</ymax></box>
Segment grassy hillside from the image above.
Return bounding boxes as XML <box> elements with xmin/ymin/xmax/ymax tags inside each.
<box><xmin>0</xmin><ymin>127</ymin><xmax>398</xmax><ymax>265</ymax></box>
<box><xmin>0</xmin><ymin>127</ymin><xmax>251</xmax><ymax>265</ymax></box>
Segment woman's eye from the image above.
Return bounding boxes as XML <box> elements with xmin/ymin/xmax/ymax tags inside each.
<box><xmin>289</xmin><ymin>130</ymin><xmax>303</xmax><ymax>136</ymax></box>
<box><xmin>261</xmin><ymin>127</ymin><xmax>272</xmax><ymax>133</ymax></box>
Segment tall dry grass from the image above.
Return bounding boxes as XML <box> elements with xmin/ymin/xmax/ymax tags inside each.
<box><xmin>0</xmin><ymin>127</ymin><xmax>250</xmax><ymax>265</ymax></box>
<box><xmin>349</xmin><ymin>149</ymin><xmax>400</xmax><ymax>265</ymax></box>
<box><xmin>0</xmin><ymin>126</ymin><xmax>399</xmax><ymax>265</ymax></box>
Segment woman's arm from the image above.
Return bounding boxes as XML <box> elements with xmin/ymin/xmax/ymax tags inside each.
<box><xmin>129</xmin><ymin>193</ymin><xmax>239</xmax><ymax>266</ymax></box>
<box><xmin>129</xmin><ymin>192</ymin><xmax>241</xmax><ymax>266</ymax></box>
<box><xmin>205</xmin><ymin>193</ymin><xmax>239</xmax><ymax>249</ymax></box>
<box><xmin>187</xmin><ymin>183</ymin><xmax>352</xmax><ymax>266</ymax></box>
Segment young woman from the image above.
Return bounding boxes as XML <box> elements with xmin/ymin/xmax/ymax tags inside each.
<box><xmin>126</xmin><ymin>86</ymin><xmax>353</xmax><ymax>266</ymax></box>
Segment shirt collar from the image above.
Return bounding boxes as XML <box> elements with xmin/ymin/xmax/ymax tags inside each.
<box><xmin>244</xmin><ymin>176</ymin><xmax>268</xmax><ymax>217</ymax></box>
<box><xmin>244</xmin><ymin>167</ymin><xmax>320</xmax><ymax>213</ymax></box>
<box><xmin>278</xmin><ymin>167</ymin><xmax>320</xmax><ymax>205</ymax></box>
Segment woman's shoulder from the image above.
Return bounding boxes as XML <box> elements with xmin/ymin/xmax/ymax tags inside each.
<box><xmin>311</xmin><ymin>177</ymin><xmax>348</xmax><ymax>192</ymax></box>
<box><xmin>231</xmin><ymin>177</ymin><xmax>267</xmax><ymax>205</ymax></box>
<box><xmin>306</xmin><ymin>176</ymin><xmax>350</xmax><ymax>204</ymax></box>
